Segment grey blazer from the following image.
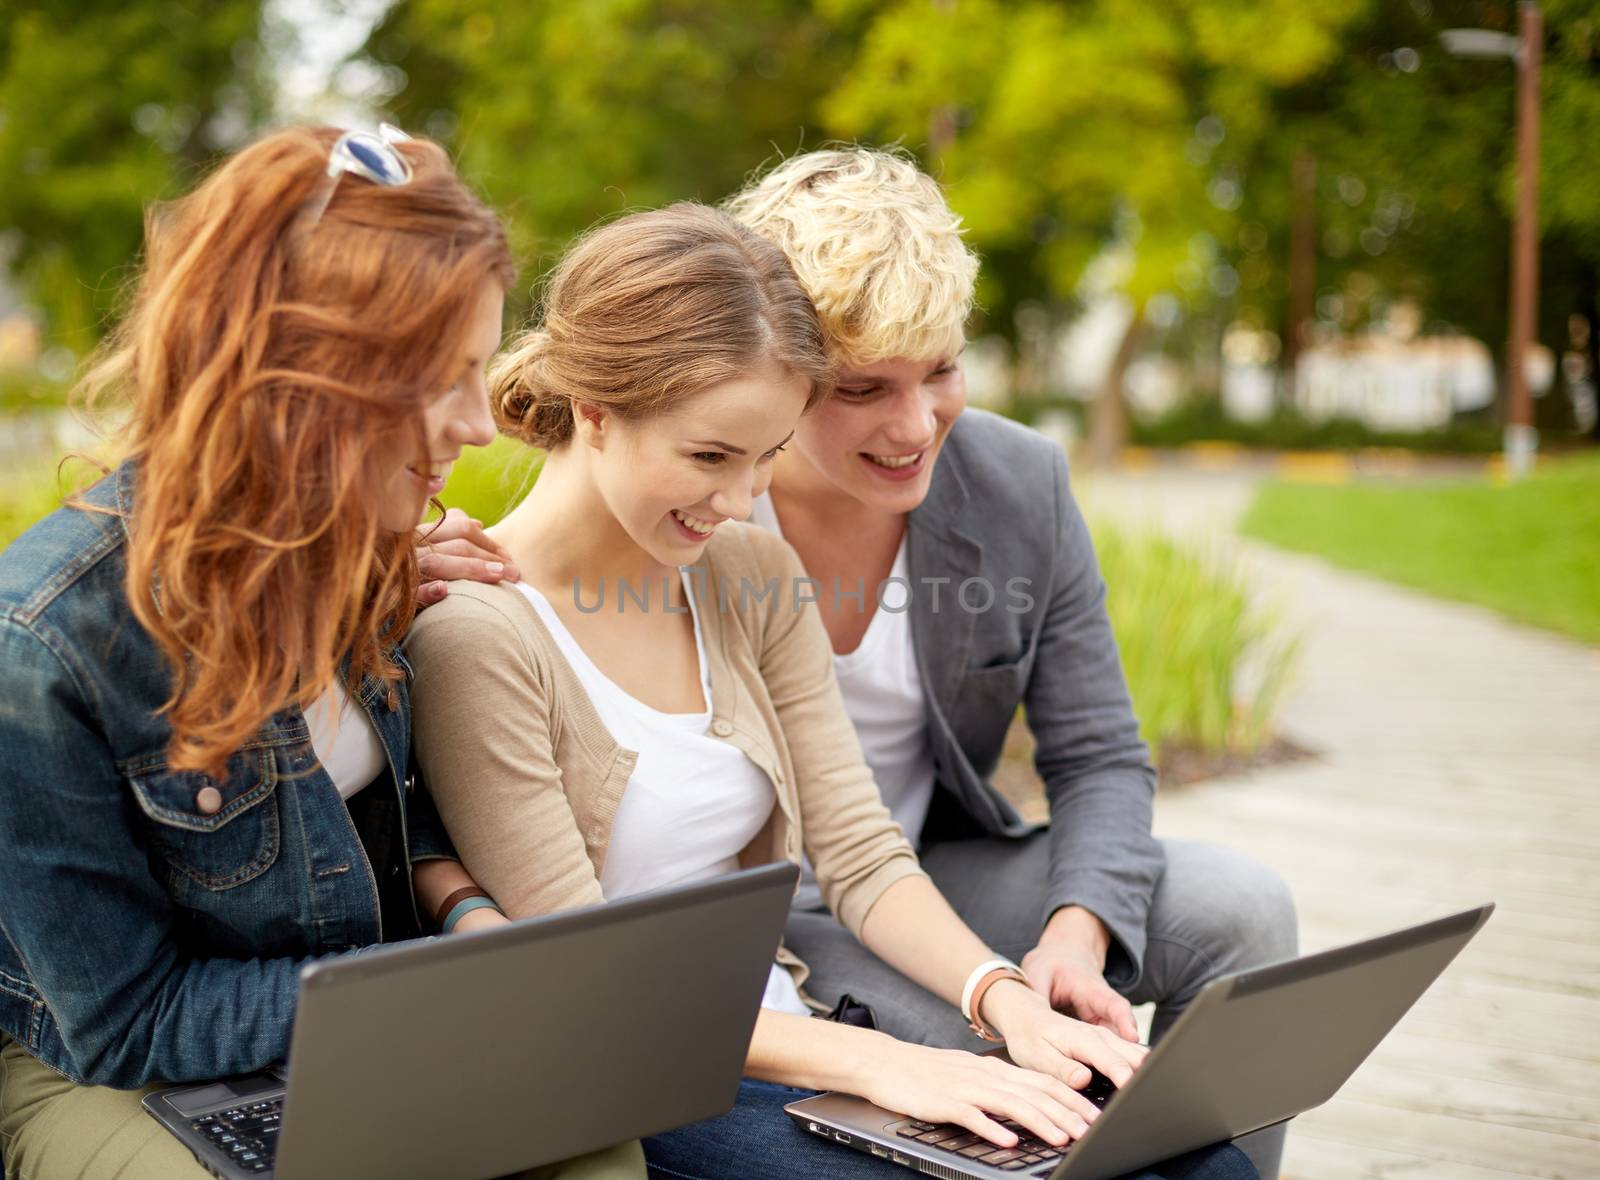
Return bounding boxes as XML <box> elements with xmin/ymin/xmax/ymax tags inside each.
<box><xmin>906</xmin><ymin>409</ymin><xmax>1163</xmax><ymax>986</ymax></box>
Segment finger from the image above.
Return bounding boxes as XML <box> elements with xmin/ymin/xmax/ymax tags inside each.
<box><xmin>418</xmin><ymin>544</ymin><xmax>522</xmax><ymax>581</ymax></box>
<box><xmin>1002</xmin><ymin>1085</ymin><xmax>1094</xmax><ymax>1141</ymax></box>
<box><xmin>987</xmin><ymin>1091</ymin><xmax>1084</xmax><ymax>1147</ymax></box>
<box><xmin>1033</xmin><ymin>1026</ymin><xmax>1123</xmax><ymax>1090</ymax></box>
<box><xmin>418</xmin><ymin>512</ymin><xmax>515</xmax><ymax>559</ymax></box>
<box><xmin>1104</xmin><ymin>1026</ymin><xmax>1149</xmax><ymax>1068</ymax></box>
<box><xmin>1021</xmin><ymin>1043</ymin><xmax>1091</xmax><ymax>1090</ymax></box>
<box><xmin>417</xmin><ymin>580</ymin><xmax>448</xmax><ymax>607</ymax></box>
<box><xmin>947</xmin><ymin>1105</ymin><xmax>1017</xmax><ymax>1150</ymax></box>
<box><xmin>419</xmin><ymin>536</ymin><xmax>518</xmax><ymax>566</ymax></box>
<box><xmin>1021</xmin><ymin>1072</ymin><xmax>1105</xmax><ymax>1129</ymax></box>
<box><xmin>1083</xmin><ymin>987</ymin><xmax>1140</xmax><ymax>1045</ymax></box>
<box><xmin>1061</xmin><ymin>1031</ymin><xmax>1142</xmax><ymax>1089</ymax></box>
<box><xmin>417</xmin><ymin>555</ymin><xmax>510</xmax><ymax>586</ymax></box>
<box><xmin>1110</xmin><ymin>1000</ymin><xmax>1141</xmax><ymax>1044</ymax></box>
<box><xmin>1091</xmin><ymin>1013</ymin><xmax>1136</xmax><ymax>1044</ymax></box>
<box><xmin>415</xmin><ymin>506</ymin><xmax>469</xmax><ymax>539</ymax></box>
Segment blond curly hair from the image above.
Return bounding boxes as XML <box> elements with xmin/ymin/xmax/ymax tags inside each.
<box><xmin>723</xmin><ymin>148</ymin><xmax>980</xmax><ymax>370</ymax></box>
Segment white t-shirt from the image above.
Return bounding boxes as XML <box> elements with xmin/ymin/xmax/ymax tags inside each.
<box><xmin>748</xmin><ymin>494</ymin><xmax>936</xmax><ymax>911</ymax></box>
<box><xmin>516</xmin><ymin>572</ymin><xmax>810</xmax><ymax>1016</ymax></box>
<box><xmin>305</xmin><ymin>679</ymin><xmax>386</xmax><ymax>800</ymax></box>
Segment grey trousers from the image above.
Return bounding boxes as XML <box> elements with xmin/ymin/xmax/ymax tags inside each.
<box><xmin>784</xmin><ymin>836</ymin><xmax>1297</xmax><ymax>1180</ymax></box>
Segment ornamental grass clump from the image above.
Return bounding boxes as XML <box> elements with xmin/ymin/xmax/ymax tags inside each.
<box><xmin>1092</xmin><ymin>521</ymin><xmax>1299</xmax><ymax>759</ymax></box>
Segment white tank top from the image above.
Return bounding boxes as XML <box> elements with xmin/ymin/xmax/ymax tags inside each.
<box><xmin>748</xmin><ymin>493</ymin><xmax>936</xmax><ymax>911</ymax></box>
<box><xmin>305</xmin><ymin>679</ymin><xmax>386</xmax><ymax>800</ymax></box>
<box><xmin>516</xmin><ymin>572</ymin><xmax>809</xmax><ymax>1015</ymax></box>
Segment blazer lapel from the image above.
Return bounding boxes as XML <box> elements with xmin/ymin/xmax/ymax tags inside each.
<box><xmin>907</xmin><ymin>439</ymin><xmax>985</xmax><ymax>716</ymax></box>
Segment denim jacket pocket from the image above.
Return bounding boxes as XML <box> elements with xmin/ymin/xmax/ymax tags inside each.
<box><xmin>129</xmin><ymin>749</ymin><xmax>281</xmax><ymax>890</ymax></box>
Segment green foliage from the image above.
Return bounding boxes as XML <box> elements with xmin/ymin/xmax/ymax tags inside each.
<box><xmin>0</xmin><ymin>373</ymin><xmax>70</xmax><ymax>411</ymax></box>
<box><xmin>363</xmin><ymin>0</ymin><xmax>1371</xmax><ymax>334</ymax></box>
<box><xmin>1091</xmin><ymin>519</ymin><xmax>1300</xmax><ymax>754</ymax></box>
<box><xmin>1229</xmin><ymin>0</ymin><xmax>1600</xmax><ymax>398</ymax></box>
<box><xmin>433</xmin><ymin>434</ymin><xmax>543</xmax><ymax>525</ymax></box>
<box><xmin>366</xmin><ymin>0</ymin><xmax>840</xmax><ymax>321</ymax></box>
<box><xmin>0</xmin><ymin>1</ymin><xmax>271</xmax><ymax>354</ymax></box>
<box><xmin>1241</xmin><ymin>451</ymin><xmax>1600</xmax><ymax>643</ymax></box>
<box><xmin>820</xmin><ymin>0</ymin><xmax>1367</xmax><ymax>323</ymax></box>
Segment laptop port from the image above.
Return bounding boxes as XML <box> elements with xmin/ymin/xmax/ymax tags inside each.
<box><xmin>869</xmin><ymin>1143</ymin><xmax>890</xmax><ymax>1158</ymax></box>
<box><xmin>807</xmin><ymin>1122</ymin><xmax>825</xmax><ymax>1135</ymax></box>
<box><xmin>892</xmin><ymin>1150</ymin><xmax>914</xmax><ymax>1166</ymax></box>
<box><xmin>832</xmin><ymin>1131</ymin><xmax>852</xmax><ymax>1144</ymax></box>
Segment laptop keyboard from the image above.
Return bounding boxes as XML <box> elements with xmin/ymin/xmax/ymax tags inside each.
<box><xmin>891</xmin><ymin>1069</ymin><xmax>1117</xmax><ymax>1173</ymax></box>
<box><xmin>190</xmin><ymin>1099</ymin><xmax>283</xmax><ymax>1173</ymax></box>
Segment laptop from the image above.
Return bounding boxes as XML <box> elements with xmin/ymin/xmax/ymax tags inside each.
<box><xmin>144</xmin><ymin>861</ymin><xmax>800</xmax><ymax>1180</ymax></box>
<box><xmin>787</xmin><ymin>904</ymin><xmax>1493</xmax><ymax>1180</ymax></box>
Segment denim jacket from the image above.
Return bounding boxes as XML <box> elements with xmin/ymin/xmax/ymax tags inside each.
<box><xmin>0</xmin><ymin>463</ymin><xmax>455</xmax><ymax>1088</ymax></box>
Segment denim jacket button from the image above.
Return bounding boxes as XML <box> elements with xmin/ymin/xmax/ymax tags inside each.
<box><xmin>194</xmin><ymin>787</ymin><xmax>223</xmax><ymax>816</ymax></box>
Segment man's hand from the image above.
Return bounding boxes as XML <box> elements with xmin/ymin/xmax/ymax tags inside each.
<box><xmin>414</xmin><ymin>508</ymin><xmax>521</xmax><ymax>606</ymax></box>
<box><xmin>1020</xmin><ymin>906</ymin><xmax>1140</xmax><ymax>1043</ymax></box>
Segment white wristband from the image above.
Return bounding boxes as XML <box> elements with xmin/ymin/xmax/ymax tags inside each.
<box><xmin>960</xmin><ymin>957</ymin><xmax>1023</xmax><ymax>1026</ymax></box>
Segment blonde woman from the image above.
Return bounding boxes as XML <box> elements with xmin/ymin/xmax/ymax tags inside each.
<box><xmin>406</xmin><ymin>203</ymin><xmax>1255</xmax><ymax>1180</ymax></box>
<box><xmin>721</xmin><ymin>149</ymin><xmax>1297</xmax><ymax>1178</ymax></box>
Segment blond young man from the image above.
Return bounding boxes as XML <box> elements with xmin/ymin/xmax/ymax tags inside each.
<box><xmin>725</xmin><ymin>150</ymin><xmax>1297</xmax><ymax>1179</ymax></box>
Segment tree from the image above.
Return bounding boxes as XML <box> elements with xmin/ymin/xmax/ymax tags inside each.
<box><xmin>0</xmin><ymin>2</ymin><xmax>271</xmax><ymax>357</ymax></box>
<box><xmin>815</xmin><ymin>0</ymin><xmax>1368</xmax><ymax>460</ymax></box>
<box><xmin>363</xmin><ymin>0</ymin><xmax>841</xmax><ymax>321</ymax></box>
<box><xmin>1230</xmin><ymin>1</ymin><xmax>1600</xmax><ymax>435</ymax></box>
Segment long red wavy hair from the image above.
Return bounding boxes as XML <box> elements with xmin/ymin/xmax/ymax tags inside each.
<box><xmin>78</xmin><ymin>126</ymin><xmax>514</xmax><ymax>779</ymax></box>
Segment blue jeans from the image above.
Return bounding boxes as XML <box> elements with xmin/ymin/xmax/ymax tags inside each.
<box><xmin>644</xmin><ymin>1080</ymin><xmax>1257</xmax><ymax>1180</ymax></box>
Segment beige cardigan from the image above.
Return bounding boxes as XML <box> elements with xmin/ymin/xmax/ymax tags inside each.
<box><xmin>405</xmin><ymin>522</ymin><xmax>926</xmax><ymax>997</ymax></box>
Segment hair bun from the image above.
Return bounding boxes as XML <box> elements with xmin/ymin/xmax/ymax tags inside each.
<box><xmin>489</xmin><ymin>328</ymin><xmax>573</xmax><ymax>447</ymax></box>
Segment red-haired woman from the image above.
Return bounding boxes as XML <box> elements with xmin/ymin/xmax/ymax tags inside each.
<box><xmin>0</xmin><ymin>127</ymin><xmax>641</xmax><ymax>1179</ymax></box>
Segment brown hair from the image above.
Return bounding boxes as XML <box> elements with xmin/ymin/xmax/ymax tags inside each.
<box><xmin>489</xmin><ymin>203</ymin><xmax>832</xmax><ymax>449</ymax></box>
<box><xmin>79</xmin><ymin>125</ymin><xmax>514</xmax><ymax>779</ymax></box>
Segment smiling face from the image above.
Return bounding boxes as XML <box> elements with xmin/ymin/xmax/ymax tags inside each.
<box><xmin>375</xmin><ymin>276</ymin><xmax>504</xmax><ymax>532</ymax></box>
<box><xmin>787</xmin><ymin>350</ymin><xmax>967</xmax><ymax>514</ymax></box>
<box><xmin>580</xmin><ymin>359</ymin><xmax>812</xmax><ymax>566</ymax></box>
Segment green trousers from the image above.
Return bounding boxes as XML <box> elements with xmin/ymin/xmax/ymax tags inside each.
<box><xmin>0</xmin><ymin>1036</ymin><xmax>645</xmax><ymax>1180</ymax></box>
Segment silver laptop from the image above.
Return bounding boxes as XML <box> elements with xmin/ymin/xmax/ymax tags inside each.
<box><xmin>144</xmin><ymin>861</ymin><xmax>800</xmax><ymax>1180</ymax></box>
<box><xmin>787</xmin><ymin>904</ymin><xmax>1493</xmax><ymax>1180</ymax></box>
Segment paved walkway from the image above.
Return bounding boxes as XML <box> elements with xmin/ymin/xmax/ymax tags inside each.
<box><xmin>1076</xmin><ymin>469</ymin><xmax>1600</xmax><ymax>1180</ymax></box>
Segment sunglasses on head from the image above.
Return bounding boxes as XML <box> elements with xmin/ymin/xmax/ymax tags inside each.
<box><xmin>298</xmin><ymin>123</ymin><xmax>414</xmax><ymax>232</ymax></box>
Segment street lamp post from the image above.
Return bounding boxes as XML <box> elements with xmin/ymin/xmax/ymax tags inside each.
<box><xmin>1441</xmin><ymin>1</ymin><xmax>1543</xmax><ymax>479</ymax></box>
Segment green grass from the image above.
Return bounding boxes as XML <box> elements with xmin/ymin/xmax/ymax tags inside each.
<box><xmin>0</xmin><ymin>454</ymin><xmax>107</xmax><ymax>549</ymax></box>
<box><xmin>1240</xmin><ymin>450</ymin><xmax>1600</xmax><ymax>644</ymax></box>
<box><xmin>1092</xmin><ymin>521</ymin><xmax>1300</xmax><ymax>755</ymax></box>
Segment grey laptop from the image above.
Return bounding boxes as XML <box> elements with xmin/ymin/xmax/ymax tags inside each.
<box><xmin>144</xmin><ymin>861</ymin><xmax>800</xmax><ymax>1180</ymax></box>
<box><xmin>787</xmin><ymin>904</ymin><xmax>1493</xmax><ymax>1180</ymax></box>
